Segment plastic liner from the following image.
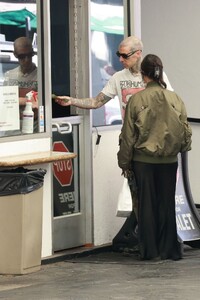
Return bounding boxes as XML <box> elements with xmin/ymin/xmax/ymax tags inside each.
<box><xmin>0</xmin><ymin>167</ymin><xmax>47</xmax><ymax>196</ymax></box>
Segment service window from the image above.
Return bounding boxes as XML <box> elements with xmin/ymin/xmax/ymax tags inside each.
<box><xmin>90</xmin><ymin>0</ymin><xmax>124</xmax><ymax>127</ymax></box>
<box><xmin>0</xmin><ymin>0</ymin><xmax>45</xmax><ymax>137</ymax></box>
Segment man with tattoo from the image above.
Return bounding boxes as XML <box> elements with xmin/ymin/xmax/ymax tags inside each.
<box><xmin>55</xmin><ymin>35</ymin><xmax>172</xmax><ymax>118</ymax></box>
<box><xmin>55</xmin><ymin>36</ymin><xmax>144</xmax><ymax>114</ymax></box>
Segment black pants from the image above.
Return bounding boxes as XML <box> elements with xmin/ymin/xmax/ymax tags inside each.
<box><xmin>133</xmin><ymin>161</ymin><xmax>182</xmax><ymax>260</ymax></box>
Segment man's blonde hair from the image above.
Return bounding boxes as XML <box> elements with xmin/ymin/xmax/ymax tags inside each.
<box><xmin>119</xmin><ymin>36</ymin><xmax>143</xmax><ymax>52</ymax></box>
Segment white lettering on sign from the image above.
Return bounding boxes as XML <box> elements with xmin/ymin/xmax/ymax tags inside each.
<box><xmin>175</xmin><ymin>206</ymin><xmax>181</xmax><ymax>212</ymax></box>
<box><xmin>68</xmin><ymin>203</ymin><xmax>75</xmax><ymax>209</ymax></box>
<box><xmin>54</xmin><ymin>160</ymin><xmax>72</xmax><ymax>173</ymax></box>
<box><xmin>52</xmin><ymin>141</ymin><xmax>73</xmax><ymax>186</ymax></box>
<box><xmin>58</xmin><ymin>192</ymin><xmax>74</xmax><ymax>203</ymax></box>
<box><xmin>175</xmin><ymin>195</ymin><xmax>184</xmax><ymax>205</ymax></box>
<box><xmin>176</xmin><ymin>213</ymin><xmax>195</xmax><ymax>231</ymax></box>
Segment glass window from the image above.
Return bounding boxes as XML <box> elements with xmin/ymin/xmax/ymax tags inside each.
<box><xmin>0</xmin><ymin>0</ymin><xmax>44</xmax><ymax>137</ymax></box>
<box><xmin>90</xmin><ymin>0</ymin><xmax>124</xmax><ymax>127</ymax></box>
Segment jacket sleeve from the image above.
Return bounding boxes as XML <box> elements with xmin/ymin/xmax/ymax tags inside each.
<box><xmin>117</xmin><ymin>99</ymin><xmax>136</xmax><ymax>170</ymax></box>
<box><xmin>179</xmin><ymin>99</ymin><xmax>192</xmax><ymax>152</ymax></box>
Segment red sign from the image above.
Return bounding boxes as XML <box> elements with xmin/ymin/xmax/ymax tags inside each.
<box><xmin>53</xmin><ymin>141</ymin><xmax>73</xmax><ymax>186</ymax></box>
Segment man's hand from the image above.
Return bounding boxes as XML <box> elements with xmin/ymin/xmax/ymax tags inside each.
<box><xmin>54</xmin><ymin>96</ymin><xmax>71</xmax><ymax>106</ymax></box>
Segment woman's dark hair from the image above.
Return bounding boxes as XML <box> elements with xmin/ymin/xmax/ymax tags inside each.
<box><xmin>141</xmin><ymin>54</ymin><xmax>167</xmax><ymax>88</ymax></box>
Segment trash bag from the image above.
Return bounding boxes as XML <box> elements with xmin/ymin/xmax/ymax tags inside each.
<box><xmin>0</xmin><ymin>167</ymin><xmax>47</xmax><ymax>196</ymax></box>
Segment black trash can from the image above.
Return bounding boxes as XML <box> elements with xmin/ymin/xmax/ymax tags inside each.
<box><xmin>0</xmin><ymin>167</ymin><xmax>46</xmax><ymax>275</ymax></box>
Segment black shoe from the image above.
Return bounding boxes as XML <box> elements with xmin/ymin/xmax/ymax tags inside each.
<box><xmin>123</xmin><ymin>244</ymin><xmax>140</xmax><ymax>254</ymax></box>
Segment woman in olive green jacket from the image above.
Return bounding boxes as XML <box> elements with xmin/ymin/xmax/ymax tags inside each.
<box><xmin>118</xmin><ymin>54</ymin><xmax>192</xmax><ymax>261</ymax></box>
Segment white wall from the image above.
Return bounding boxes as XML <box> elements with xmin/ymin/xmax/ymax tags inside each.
<box><xmin>141</xmin><ymin>0</ymin><xmax>200</xmax><ymax>119</ymax></box>
<box><xmin>188</xmin><ymin>124</ymin><xmax>200</xmax><ymax>204</ymax></box>
<box><xmin>141</xmin><ymin>0</ymin><xmax>200</xmax><ymax>204</ymax></box>
<box><xmin>92</xmin><ymin>127</ymin><xmax>125</xmax><ymax>245</ymax></box>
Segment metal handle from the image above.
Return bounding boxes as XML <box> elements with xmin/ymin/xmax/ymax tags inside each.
<box><xmin>52</xmin><ymin>122</ymin><xmax>72</xmax><ymax>134</ymax></box>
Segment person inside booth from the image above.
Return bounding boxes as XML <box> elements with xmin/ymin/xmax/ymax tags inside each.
<box><xmin>3</xmin><ymin>36</ymin><xmax>38</xmax><ymax>134</ymax></box>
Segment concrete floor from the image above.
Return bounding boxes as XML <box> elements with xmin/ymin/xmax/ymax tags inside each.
<box><xmin>0</xmin><ymin>244</ymin><xmax>200</xmax><ymax>300</ymax></box>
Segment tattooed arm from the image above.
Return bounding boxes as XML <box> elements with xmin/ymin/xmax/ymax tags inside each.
<box><xmin>54</xmin><ymin>92</ymin><xmax>112</xmax><ymax>109</ymax></box>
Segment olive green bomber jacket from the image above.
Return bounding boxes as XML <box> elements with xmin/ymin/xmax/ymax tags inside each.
<box><xmin>117</xmin><ymin>82</ymin><xmax>192</xmax><ymax>171</ymax></box>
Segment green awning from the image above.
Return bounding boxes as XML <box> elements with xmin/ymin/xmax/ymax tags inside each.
<box><xmin>0</xmin><ymin>8</ymin><xmax>36</xmax><ymax>29</ymax></box>
<box><xmin>91</xmin><ymin>16</ymin><xmax>123</xmax><ymax>35</ymax></box>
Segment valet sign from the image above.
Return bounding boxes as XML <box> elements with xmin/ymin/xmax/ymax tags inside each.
<box><xmin>175</xmin><ymin>156</ymin><xmax>200</xmax><ymax>242</ymax></box>
<box><xmin>53</xmin><ymin>141</ymin><xmax>73</xmax><ymax>186</ymax></box>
